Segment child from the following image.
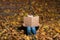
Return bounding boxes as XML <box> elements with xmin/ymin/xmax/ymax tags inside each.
<box><xmin>23</xmin><ymin>14</ymin><xmax>39</xmax><ymax>35</ymax></box>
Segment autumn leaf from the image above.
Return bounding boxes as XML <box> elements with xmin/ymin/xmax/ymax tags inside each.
<box><xmin>55</xmin><ymin>28</ymin><xmax>60</xmax><ymax>33</ymax></box>
<box><xmin>4</xmin><ymin>9</ymin><xmax>10</xmax><ymax>13</ymax></box>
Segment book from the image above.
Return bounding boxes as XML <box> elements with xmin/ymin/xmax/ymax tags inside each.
<box><xmin>23</xmin><ymin>16</ymin><xmax>39</xmax><ymax>27</ymax></box>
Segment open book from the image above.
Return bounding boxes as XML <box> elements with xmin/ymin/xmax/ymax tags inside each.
<box><xmin>23</xmin><ymin>15</ymin><xmax>39</xmax><ymax>27</ymax></box>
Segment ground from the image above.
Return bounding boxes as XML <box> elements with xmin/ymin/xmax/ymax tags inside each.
<box><xmin>0</xmin><ymin>0</ymin><xmax>60</xmax><ymax>40</ymax></box>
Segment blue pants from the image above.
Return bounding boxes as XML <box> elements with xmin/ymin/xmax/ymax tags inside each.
<box><xmin>27</xmin><ymin>26</ymin><xmax>36</xmax><ymax>35</ymax></box>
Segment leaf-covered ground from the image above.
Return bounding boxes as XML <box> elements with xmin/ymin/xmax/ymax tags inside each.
<box><xmin>0</xmin><ymin>0</ymin><xmax>60</xmax><ymax>40</ymax></box>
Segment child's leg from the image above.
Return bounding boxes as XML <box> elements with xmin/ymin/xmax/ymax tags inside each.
<box><xmin>27</xmin><ymin>26</ymin><xmax>31</xmax><ymax>35</ymax></box>
<box><xmin>31</xmin><ymin>27</ymin><xmax>36</xmax><ymax>35</ymax></box>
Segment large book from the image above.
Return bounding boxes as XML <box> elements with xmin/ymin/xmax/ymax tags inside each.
<box><xmin>23</xmin><ymin>16</ymin><xmax>39</xmax><ymax>27</ymax></box>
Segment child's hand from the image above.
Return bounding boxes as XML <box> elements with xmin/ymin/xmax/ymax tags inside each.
<box><xmin>23</xmin><ymin>23</ymin><xmax>26</xmax><ymax>26</ymax></box>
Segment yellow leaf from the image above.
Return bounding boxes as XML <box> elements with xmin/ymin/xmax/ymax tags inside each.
<box><xmin>32</xmin><ymin>1</ymin><xmax>35</xmax><ymax>5</ymax></box>
<box><xmin>4</xmin><ymin>9</ymin><xmax>10</xmax><ymax>13</ymax></box>
<box><xmin>55</xmin><ymin>28</ymin><xmax>60</xmax><ymax>33</ymax></box>
<box><xmin>11</xmin><ymin>21</ymin><xmax>16</xmax><ymax>25</ymax></box>
<box><xmin>17</xmin><ymin>17</ymin><xmax>20</xmax><ymax>20</ymax></box>
<box><xmin>4</xmin><ymin>36</ymin><xmax>7</xmax><ymax>39</ymax></box>
<box><xmin>41</xmin><ymin>32</ymin><xmax>46</xmax><ymax>35</ymax></box>
<box><xmin>16</xmin><ymin>22</ymin><xmax>19</xmax><ymax>25</ymax></box>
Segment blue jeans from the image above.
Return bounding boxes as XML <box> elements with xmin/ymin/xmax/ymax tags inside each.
<box><xmin>27</xmin><ymin>26</ymin><xmax>36</xmax><ymax>35</ymax></box>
